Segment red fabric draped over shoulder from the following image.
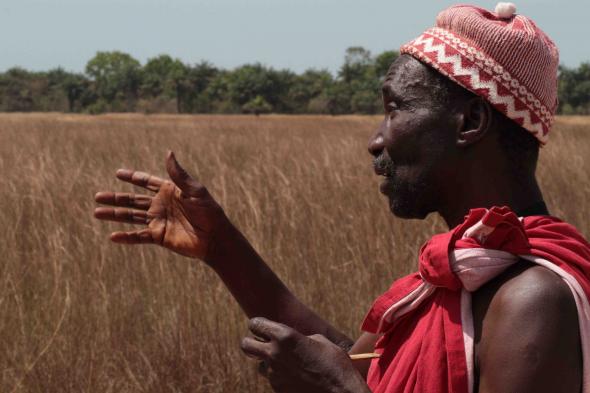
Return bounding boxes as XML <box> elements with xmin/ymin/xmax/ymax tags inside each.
<box><xmin>361</xmin><ymin>207</ymin><xmax>590</xmax><ymax>393</ymax></box>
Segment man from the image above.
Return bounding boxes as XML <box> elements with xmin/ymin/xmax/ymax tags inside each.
<box><xmin>94</xmin><ymin>3</ymin><xmax>590</xmax><ymax>393</ymax></box>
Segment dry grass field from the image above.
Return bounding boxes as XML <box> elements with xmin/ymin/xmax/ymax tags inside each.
<box><xmin>0</xmin><ymin>113</ymin><xmax>589</xmax><ymax>392</ymax></box>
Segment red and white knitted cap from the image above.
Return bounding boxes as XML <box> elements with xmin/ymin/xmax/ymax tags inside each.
<box><xmin>400</xmin><ymin>2</ymin><xmax>559</xmax><ymax>144</ymax></box>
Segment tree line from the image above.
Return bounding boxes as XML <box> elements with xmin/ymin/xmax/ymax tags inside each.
<box><xmin>0</xmin><ymin>48</ymin><xmax>588</xmax><ymax>115</ymax></box>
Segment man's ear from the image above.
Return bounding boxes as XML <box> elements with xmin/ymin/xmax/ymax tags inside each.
<box><xmin>456</xmin><ymin>97</ymin><xmax>493</xmax><ymax>147</ymax></box>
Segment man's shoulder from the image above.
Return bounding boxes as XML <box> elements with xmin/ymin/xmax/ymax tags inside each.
<box><xmin>472</xmin><ymin>261</ymin><xmax>582</xmax><ymax>392</ymax></box>
<box><xmin>474</xmin><ymin>260</ymin><xmax>576</xmax><ymax>320</ymax></box>
<box><xmin>492</xmin><ymin>262</ymin><xmax>575</xmax><ymax>313</ymax></box>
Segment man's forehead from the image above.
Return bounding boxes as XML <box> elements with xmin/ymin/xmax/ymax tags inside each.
<box><xmin>382</xmin><ymin>55</ymin><xmax>435</xmax><ymax>96</ymax></box>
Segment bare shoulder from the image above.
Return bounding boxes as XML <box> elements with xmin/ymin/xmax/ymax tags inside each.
<box><xmin>493</xmin><ymin>263</ymin><xmax>576</xmax><ymax>312</ymax></box>
<box><xmin>474</xmin><ymin>261</ymin><xmax>578</xmax><ymax>336</ymax></box>
<box><xmin>473</xmin><ymin>261</ymin><xmax>582</xmax><ymax>393</ymax></box>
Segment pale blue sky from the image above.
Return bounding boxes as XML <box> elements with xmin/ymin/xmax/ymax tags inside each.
<box><xmin>0</xmin><ymin>0</ymin><xmax>587</xmax><ymax>74</ymax></box>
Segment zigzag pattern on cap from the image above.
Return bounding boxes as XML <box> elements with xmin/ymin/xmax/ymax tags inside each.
<box><xmin>401</xmin><ymin>27</ymin><xmax>551</xmax><ymax>144</ymax></box>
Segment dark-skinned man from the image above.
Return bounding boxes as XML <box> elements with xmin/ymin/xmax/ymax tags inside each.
<box><xmin>94</xmin><ymin>3</ymin><xmax>590</xmax><ymax>393</ymax></box>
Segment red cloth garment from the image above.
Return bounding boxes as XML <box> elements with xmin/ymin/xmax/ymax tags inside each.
<box><xmin>361</xmin><ymin>207</ymin><xmax>590</xmax><ymax>393</ymax></box>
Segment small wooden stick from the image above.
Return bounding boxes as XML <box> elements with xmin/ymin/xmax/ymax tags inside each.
<box><xmin>349</xmin><ymin>353</ymin><xmax>381</xmax><ymax>360</ymax></box>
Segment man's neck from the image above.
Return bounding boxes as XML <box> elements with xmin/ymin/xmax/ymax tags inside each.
<box><xmin>438</xmin><ymin>173</ymin><xmax>546</xmax><ymax>228</ymax></box>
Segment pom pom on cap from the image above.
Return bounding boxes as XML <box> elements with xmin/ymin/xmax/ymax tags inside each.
<box><xmin>495</xmin><ymin>2</ymin><xmax>516</xmax><ymax>18</ymax></box>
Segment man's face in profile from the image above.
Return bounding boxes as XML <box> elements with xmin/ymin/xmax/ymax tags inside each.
<box><xmin>370</xmin><ymin>55</ymin><xmax>459</xmax><ymax>220</ymax></box>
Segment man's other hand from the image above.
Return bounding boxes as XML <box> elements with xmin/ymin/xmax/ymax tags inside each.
<box><xmin>94</xmin><ymin>151</ymin><xmax>228</xmax><ymax>261</ymax></box>
<box><xmin>241</xmin><ymin>318</ymin><xmax>370</xmax><ymax>393</ymax></box>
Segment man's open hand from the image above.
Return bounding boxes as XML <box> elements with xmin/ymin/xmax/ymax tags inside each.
<box><xmin>94</xmin><ymin>151</ymin><xmax>228</xmax><ymax>261</ymax></box>
<box><xmin>241</xmin><ymin>318</ymin><xmax>370</xmax><ymax>393</ymax></box>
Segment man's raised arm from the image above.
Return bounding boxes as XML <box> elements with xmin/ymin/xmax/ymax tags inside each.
<box><xmin>93</xmin><ymin>151</ymin><xmax>353</xmax><ymax>350</ymax></box>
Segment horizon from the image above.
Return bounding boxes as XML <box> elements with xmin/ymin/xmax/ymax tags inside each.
<box><xmin>1</xmin><ymin>0</ymin><xmax>588</xmax><ymax>75</ymax></box>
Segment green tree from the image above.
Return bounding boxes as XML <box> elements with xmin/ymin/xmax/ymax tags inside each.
<box><xmin>325</xmin><ymin>82</ymin><xmax>352</xmax><ymax>115</ymax></box>
<box><xmin>242</xmin><ymin>95</ymin><xmax>272</xmax><ymax>115</ymax></box>
<box><xmin>46</xmin><ymin>68</ymin><xmax>89</xmax><ymax>112</ymax></box>
<box><xmin>332</xmin><ymin>46</ymin><xmax>382</xmax><ymax>114</ymax></box>
<box><xmin>180</xmin><ymin>62</ymin><xmax>222</xmax><ymax>113</ymax></box>
<box><xmin>374</xmin><ymin>50</ymin><xmax>400</xmax><ymax>79</ymax></box>
<box><xmin>288</xmin><ymin>69</ymin><xmax>334</xmax><ymax>113</ymax></box>
<box><xmin>0</xmin><ymin>68</ymin><xmax>35</xmax><ymax>111</ymax></box>
<box><xmin>559</xmin><ymin>63</ymin><xmax>590</xmax><ymax>114</ymax></box>
<box><xmin>570</xmin><ymin>63</ymin><xmax>590</xmax><ymax>114</ymax></box>
<box><xmin>142</xmin><ymin>55</ymin><xmax>187</xmax><ymax>112</ymax></box>
<box><xmin>339</xmin><ymin>46</ymin><xmax>373</xmax><ymax>83</ymax></box>
<box><xmin>350</xmin><ymin>88</ymin><xmax>380</xmax><ymax>113</ymax></box>
<box><xmin>85</xmin><ymin>51</ymin><xmax>142</xmax><ymax>112</ymax></box>
<box><xmin>224</xmin><ymin>64</ymin><xmax>294</xmax><ymax>113</ymax></box>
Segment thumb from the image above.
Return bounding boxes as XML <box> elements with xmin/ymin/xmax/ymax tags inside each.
<box><xmin>166</xmin><ymin>151</ymin><xmax>207</xmax><ymax>197</ymax></box>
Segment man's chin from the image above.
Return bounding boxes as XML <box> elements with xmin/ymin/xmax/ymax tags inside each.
<box><xmin>380</xmin><ymin>177</ymin><xmax>432</xmax><ymax>219</ymax></box>
<box><xmin>387</xmin><ymin>196</ymin><xmax>429</xmax><ymax>220</ymax></box>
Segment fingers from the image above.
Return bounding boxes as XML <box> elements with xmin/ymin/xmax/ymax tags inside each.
<box><xmin>95</xmin><ymin>192</ymin><xmax>152</xmax><ymax>210</ymax></box>
<box><xmin>248</xmin><ymin>318</ymin><xmax>299</xmax><ymax>343</ymax></box>
<box><xmin>242</xmin><ymin>318</ymin><xmax>300</xmax><ymax>360</ymax></box>
<box><xmin>116</xmin><ymin>169</ymin><xmax>165</xmax><ymax>192</ymax></box>
<box><xmin>166</xmin><ymin>151</ymin><xmax>208</xmax><ymax>198</ymax></box>
<box><xmin>94</xmin><ymin>207</ymin><xmax>149</xmax><ymax>225</ymax></box>
<box><xmin>241</xmin><ymin>336</ymin><xmax>270</xmax><ymax>360</ymax></box>
<box><xmin>110</xmin><ymin>229</ymin><xmax>154</xmax><ymax>244</ymax></box>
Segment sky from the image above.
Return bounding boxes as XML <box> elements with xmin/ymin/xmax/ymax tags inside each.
<box><xmin>0</xmin><ymin>0</ymin><xmax>588</xmax><ymax>75</ymax></box>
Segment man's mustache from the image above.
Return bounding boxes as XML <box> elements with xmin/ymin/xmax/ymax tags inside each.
<box><xmin>373</xmin><ymin>153</ymin><xmax>395</xmax><ymax>176</ymax></box>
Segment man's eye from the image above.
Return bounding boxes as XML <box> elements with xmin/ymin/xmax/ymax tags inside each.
<box><xmin>387</xmin><ymin>102</ymin><xmax>399</xmax><ymax>111</ymax></box>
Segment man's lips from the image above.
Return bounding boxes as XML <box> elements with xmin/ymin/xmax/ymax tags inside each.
<box><xmin>373</xmin><ymin>164</ymin><xmax>395</xmax><ymax>194</ymax></box>
<box><xmin>373</xmin><ymin>165</ymin><xmax>393</xmax><ymax>178</ymax></box>
<box><xmin>374</xmin><ymin>166</ymin><xmax>387</xmax><ymax>177</ymax></box>
<box><xmin>373</xmin><ymin>154</ymin><xmax>400</xmax><ymax>195</ymax></box>
<box><xmin>373</xmin><ymin>163</ymin><xmax>393</xmax><ymax>177</ymax></box>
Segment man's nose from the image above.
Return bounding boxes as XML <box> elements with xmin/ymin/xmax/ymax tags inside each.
<box><xmin>368</xmin><ymin>123</ymin><xmax>386</xmax><ymax>157</ymax></box>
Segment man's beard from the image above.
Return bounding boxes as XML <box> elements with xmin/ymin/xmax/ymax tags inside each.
<box><xmin>373</xmin><ymin>152</ymin><xmax>433</xmax><ymax>219</ymax></box>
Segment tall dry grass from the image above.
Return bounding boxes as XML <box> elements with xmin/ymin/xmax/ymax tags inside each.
<box><xmin>0</xmin><ymin>113</ymin><xmax>588</xmax><ymax>392</ymax></box>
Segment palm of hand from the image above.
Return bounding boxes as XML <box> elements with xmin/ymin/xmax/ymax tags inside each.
<box><xmin>148</xmin><ymin>182</ymin><xmax>220</xmax><ymax>259</ymax></box>
<box><xmin>95</xmin><ymin>152</ymin><xmax>226</xmax><ymax>261</ymax></box>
